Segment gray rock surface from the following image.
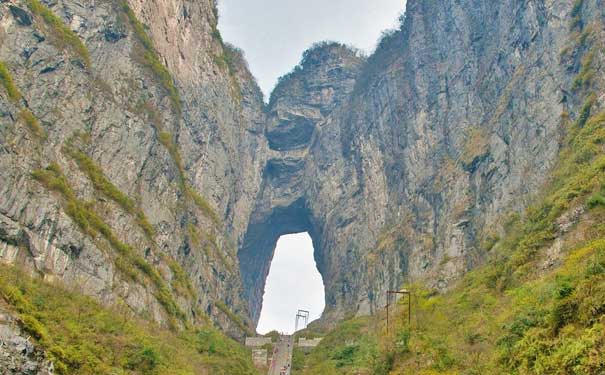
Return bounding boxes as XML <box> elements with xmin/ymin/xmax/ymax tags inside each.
<box><xmin>0</xmin><ymin>0</ymin><xmax>263</xmax><ymax>335</ymax></box>
<box><xmin>1</xmin><ymin>0</ymin><xmax>604</xmax><ymax>340</ymax></box>
<box><xmin>0</xmin><ymin>307</ymin><xmax>53</xmax><ymax>374</ymax></box>
<box><xmin>239</xmin><ymin>0</ymin><xmax>605</xmax><ymax>323</ymax></box>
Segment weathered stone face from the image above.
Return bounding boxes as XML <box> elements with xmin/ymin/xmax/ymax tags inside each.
<box><xmin>237</xmin><ymin>43</ymin><xmax>365</xmax><ymax>323</ymax></box>
<box><xmin>0</xmin><ymin>0</ymin><xmax>264</xmax><ymax>335</ymax></box>
<box><xmin>1</xmin><ymin>0</ymin><xmax>604</xmax><ymax>335</ymax></box>
<box><xmin>238</xmin><ymin>0</ymin><xmax>605</xmax><ymax>326</ymax></box>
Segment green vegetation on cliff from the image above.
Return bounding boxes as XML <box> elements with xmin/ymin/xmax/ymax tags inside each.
<box><xmin>19</xmin><ymin>109</ymin><xmax>46</xmax><ymax>139</ymax></box>
<box><xmin>215</xmin><ymin>301</ymin><xmax>253</xmax><ymax>336</ymax></box>
<box><xmin>24</xmin><ymin>0</ymin><xmax>90</xmax><ymax>67</ymax></box>
<box><xmin>295</xmin><ymin>317</ymin><xmax>393</xmax><ymax>375</ymax></box>
<box><xmin>295</xmin><ymin>21</ymin><xmax>605</xmax><ymax>373</ymax></box>
<box><xmin>0</xmin><ymin>61</ymin><xmax>22</xmax><ymax>102</ymax></box>
<box><xmin>63</xmin><ymin>145</ymin><xmax>155</xmax><ymax>238</ymax></box>
<box><xmin>294</xmin><ymin>28</ymin><xmax>605</xmax><ymax>364</ymax></box>
<box><xmin>0</xmin><ymin>62</ymin><xmax>46</xmax><ymax>139</ymax></box>
<box><xmin>187</xmin><ymin>185</ymin><xmax>221</xmax><ymax>226</ymax></box>
<box><xmin>150</xmin><ymin>113</ymin><xmax>220</xmax><ymax>227</ymax></box>
<box><xmin>0</xmin><ymin>265</ymin><xmax>259</xmax><ymax>375</ymax></box>
<box><xmin>31</xmin><ymin>163</ymin><xmax>184</xmax><ymax>322</ymax></box>
<box><xmin>120</xmin><ymin>2</ymin><xmax>181</xmax><ymax>113</ymax></box>
<box><xmin>294</xmin><ymin>104</ymin><xmax>605</xmax><ymax>374</ymax></box>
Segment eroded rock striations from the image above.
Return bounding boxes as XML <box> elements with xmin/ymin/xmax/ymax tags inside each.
<box><xmin>239</xmin><ymin>0</ymin><xmax>605</xmax><ymax>324</ymax></box>
<box><xmin>0</xmin><ymin>0</ymin><xmax>264</xmax><ymax>336</ymax></box>
<box><xmin>1</xmin><ymin>0</ymin><xmax>604</xmax><ymax>341</ymax></box>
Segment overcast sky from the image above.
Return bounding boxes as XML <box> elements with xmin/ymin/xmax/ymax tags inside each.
<box><xmin>256</xmin><ymin>233</ymin><xmax>324</xmax><ymax>334</ymax></box>
<box><xmin>217</xmin><ymin>0</ymin><xmax>406</xmax><ymax>98</ymax></box>
<box><xmin>217</xmin><ymin>1</ymin><xmax>407</xmax><ymax>334</ymax></box>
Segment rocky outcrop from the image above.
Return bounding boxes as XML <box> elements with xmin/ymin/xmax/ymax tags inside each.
<box><xmin>0</xmin><ymin>306</ymin><xmax>53</xmax><ymax>374</ymax></box>
<box><xmin>1</xmin><ymin>0</ymin><xmax>604</xmax><ymax>336</ymax></box>
<box><xmin>238</xmin><ymin>43</ymin><xmax>365</xmax><ymax>321</ymax></box>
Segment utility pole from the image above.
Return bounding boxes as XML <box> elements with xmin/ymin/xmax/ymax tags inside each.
<box><xmin>385</xmin><ymin>289</ymin><xmax>411</xmax><ymax>336</ymax></box>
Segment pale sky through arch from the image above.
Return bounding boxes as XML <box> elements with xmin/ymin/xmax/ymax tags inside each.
<box><xmin>256</xmin><ymin>233</ymin><xmax>324</xmax><ymax>334</ymax></box>
<box><xmin>217</xmin><ymin>0</ymin><xmax>407</xmax><ymax>98</ymax></box>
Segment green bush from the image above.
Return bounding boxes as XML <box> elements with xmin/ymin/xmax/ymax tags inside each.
<box><xmin>127</xmin><ymin>346</ymin><xmax>160</xmax><ymax>373</ymax></box>
<box><xmin>292</xmin><ymin>347</ymin><xmax>306</xmax><ymax>371</ymax></box>
<box><xmin>331</xmin><ymin>345</ymin><xmax>358</xmax><ymax>368</ymax></box>
<box><xmin>394</xmin><ymin>329</ymin><xmax>411</xmax><ymax>354</ymax></box>
<box><xmin>31</xmin><ymin>163</ymin><xmax>75</xmax><ymax>200</ymax></box>
<box><xmin>550</xmin><ymin>297</ymin><xmax>578</xmax><ymax>334</ymax></box>
<box><xmin>584</xmin><ymin>258</ymin><xmax>605</xmax><ymax>277</ymax></box>
<box><xmin>587</xmin><ymin>193</ymin><xmax>605</xmax><ymax>208</ymax></box>
<box><xmin>432</xmin><ymin>343</ymin><xmax>456</xmax><ymax>371</ymax></box>
<box><xmin>25</xmin><ymin>0</ymin><xmax>90</xmax><ymax>67</ymax></box>
<box><xmin>264</xmin><ymin>330</ymin><xmax>280</xmax><ymax>342</ymax></box>
<box><xmin>0</xmin><ymin>61</ymin><xmax>22</xmax><ymax>102</ymax></box>
<box><xmin>297</xmin><ymin>317</ymin><xmax>380</xmax><ymax>374</ymax></box>
<box><xmin>371</xmin><ymin>351</ymin><xmax>395</xmax><ymax>375</ymax></box>
<box><xmin>20</xmin><ymin>314</ymin><xmax>49</xmax><ymax>342</ymax></box>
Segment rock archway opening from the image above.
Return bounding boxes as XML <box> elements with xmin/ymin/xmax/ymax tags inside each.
<box><xmin>238</xmin><ymin>198</ymin><xmax>328</xmax><ymax>332</ymax></box>
<box><xmin>256</xmin><ymin>232</ymin><xmax>325</xmax><ymax>334</ymax></box>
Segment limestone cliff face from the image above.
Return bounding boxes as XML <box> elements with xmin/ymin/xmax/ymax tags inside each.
<box><xmin>1</xmin><ymin>0</ymin><xmax>604</xmax><ymax>335</ymax></box>
<box><xmin>0</xmin><ymin>0</ymin><xmax>265</xmax><ymax>336</ymax></box>
<box><xmin>239</xmin><ymin>0</ymin><xmax>605</xmax><ymax>324</ymax></box>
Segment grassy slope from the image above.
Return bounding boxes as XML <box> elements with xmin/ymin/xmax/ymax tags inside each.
<box><xmin>0</xmin><ymin>265</ymin><xmax>259</xmax><ymax>375</ymax></box>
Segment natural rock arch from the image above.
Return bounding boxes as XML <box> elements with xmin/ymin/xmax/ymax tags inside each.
<box><xmin>238</xmin><ymin>199</ymin><xmax>324</xmax><ymax>323</ymax></box>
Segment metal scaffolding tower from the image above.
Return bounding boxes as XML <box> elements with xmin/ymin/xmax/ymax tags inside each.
<box><xmin>295</xmin><ymin>309</ymin><xmax>310</xmax><ymax>332</ymax></box>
